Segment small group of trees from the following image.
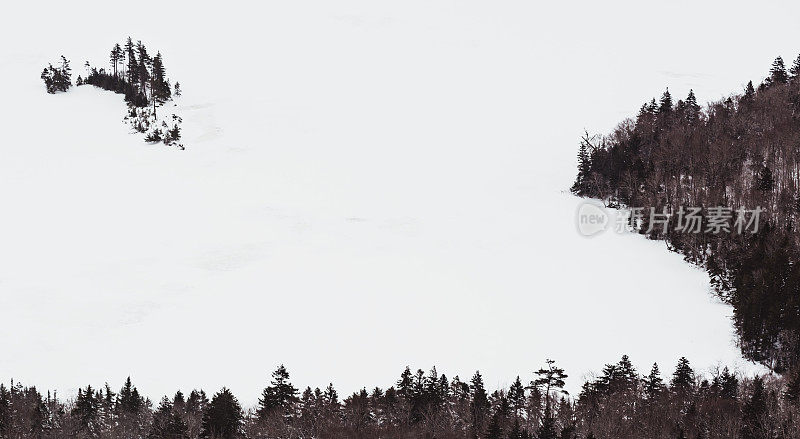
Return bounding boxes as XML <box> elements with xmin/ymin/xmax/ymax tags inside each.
<box><xmin>81</xmin><ymin>37</ymin><xmax>174</xmax><ymax>111</ymax></box>
<box><xmin>571</xmin><ymin>54</ymin><xmax>800</xmax><ymax>381</ymax></box>
<box><xmin>42</xmin><ymin>38</ymin><xmax>183</xmax><ymax>149</ymax></box>
<box><xmin>1</xmin><ymin>358</ymin><xmax>793</xmax><ymax>439</ymax></box>
<box><xmin>40</xmin><ymin>56</ymin><xmax>72</xmax><ymax>94</ymax></box>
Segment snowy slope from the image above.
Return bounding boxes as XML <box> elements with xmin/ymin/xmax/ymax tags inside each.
<box><xmin>0</xmin><ymin>0</ymin><xmax>790</xmax><ymax>403</ymax></box>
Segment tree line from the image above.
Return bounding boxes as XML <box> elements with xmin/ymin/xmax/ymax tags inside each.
<box><xmin>572</xmin><ymin>54</ymin><xmax>800</xmax><ymax>378</ymax></box>
<box><xmin>1</xmin><ymin>357</ymin><xmax>796</xmax><ymax>439</ymax></box>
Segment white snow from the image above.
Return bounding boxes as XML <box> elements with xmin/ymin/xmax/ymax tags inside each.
<box><xmin>0</xmin><ymin>0</ymin><xmax>788</xmax><ymax>403</ymax></box>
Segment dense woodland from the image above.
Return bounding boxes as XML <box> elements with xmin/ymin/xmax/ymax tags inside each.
<box><xmin>572</xmin><ymin>54</ymin><xmax>800</xmax><ymax>380</ymax></box>
<box><xmin>42</xmin><ymin>38</ymin><xmax>183</xmax><ymax>148</ymax></box>
<box><xmin>1</xmin><ymin>357</ymin><xmax>797</xmax><ymax>439</ymax></box>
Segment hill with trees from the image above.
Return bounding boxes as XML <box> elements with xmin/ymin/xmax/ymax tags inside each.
<box><xmin>42</xmin><ymin>38</ymin><xmax>183</xmax><ymax>149</ymax></box>
<box><xmin>572</xmin><ymin>54</ymin><xmax>800</xmax><ymax>380</ymax></box>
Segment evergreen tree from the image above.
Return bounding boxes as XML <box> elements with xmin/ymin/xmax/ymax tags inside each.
<box><xmin>659</xmin><ymin>88</ymin><xmax>673</xmax><ymax>113</ymax></box>
<box><xmin>151</xmin><ymin>52</ymin><xmax>171</xmax><ymax>104</ymax></box>
<box><xmin>110</xmin><ymin>44</ymin><xmax>122</xmax><ymax>77</ymax></box>
<box><xmin>718</xmin><ymin>367</ymin><xmax>738</xmax><ymax>400</ymax></box>
<box><xmin>642</xmin><ymin>363</ymin><xmax>665</xmax><ymax>401</ymax></box>
<box><xmin>200</xmin><ymin>388</ymin><xmax>242</xmax><ymax>439</ymax></box>
<box><xmin>149</xmin><ymin>397</ymin><xmax>188</xmax><ymax>439</ymax></box>
<box><xmin>790</xmin><ymin>54</ymin><xmax>800</xmax><ymax>80</ymax></box>
<box><xmin>173</xmin><ymin>390</ymin><xmax>186</xmax><ymax>414</ymax></box>
<box><xmin>769</xmin><ymin>56</ymin><xmax>788</xmax><ymax>85</ymax></box>
<box><xmin>742</xmin><ymin>80</ymin><xmax>756</xmax><ymax>104</ymax></box>
<box><xmin>532</xmin><ymin>359</ymin><xmax>568</xmax><ymax>411</ymax></box>
<box><xmin>572</xmin><ymin>133</ymin><xmax>592</xmax><ymax>194</ymax></box>
<box><xmin>470</xmin><ymin>371</ymin><xmax>490</xmax><ymax>438</ymax></box>
<box><xmin>685</xmin><ymin>89</ymin><xmax>700</xmax><ymax>123</ymax></box>
<box><xmin>397</xmin><ymin>367</ymin><xmax>414</xmax><ymax>401</ymax></box>
<box><xmin>116</xmin><ymin>377</ymin><xmax>146</xmax><ymax>439</ymax></box>
<box><xmin>72</xmin><ymin>386</ymin><xmax>100</xmax><ymax>439</ymax></box>
<box><xmin>40</xmin><ymin>56</ymin><xmax>72</xmax><ymax>93</ymax></box>
<box><xmin>670</xmin><ymin>357</ymin><xmax>695</xmax><ymax>395</ymax></box>
<box><xmin>136</xmin><ymin>41</ymin><xmax>151</xmax><ymax>96</ymax></box>
<box><xmin>508</xmin><ymin>376</ymin><xmax>526</xmax><ymax>420</ymax></box>
<box><xmin>257</xmin><ymin>365</ymin><xmax>299</xmax><ymax>421</ymax></box>
<box><xmin>185</xmin><ymin>390</ymin><xmax>209</xmax><ymax>439</ymax></box>
<box><xmin>614</xmin><ymin>355</ymin><xmax>637</xmax><ymax>393</ymax></box>
<box><xmin>647</xmin><ymin>98</ymin><xmax>658</xmax><ymax>114</ymax></box>
<box><xmin>125</xmin><ymin>37</ymin><xmax>139</xmax><ymax>86</ymax></box>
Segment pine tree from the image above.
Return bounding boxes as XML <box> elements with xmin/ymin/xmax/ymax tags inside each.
<box><xmin>200</xmin><ymin>388</ymin><xmax>242</xmax><ymax>439</ymax></box>
<box><xmin>718</xmin><ymin>367</ymin><xmax>738</xmax><ymax>400</ymax></box>
<box><xmin>769</xmin><ymin>56</ymin><xmax>788</xmax><ymax>85</ymax></box>
<box><xmin>397</xmin><ymin>367</ymin><xmax>413</xmax><ymax>400</ymax></box>
<box><xmin>116</xmin><ymin>377</ymin><xmax>145</xmax><ymax>439</ymax></box>
<box><xmin>60</xmin><ymin>56</ymin><xmax>71</xmax><ymax>86</ymax></box>
<box><xmin>508</xmin><ymin>376</ymin><xmax>526</xmax><ymax>420</ymax></box>
<box><xmin>642</xmin><ymin>363</ymin><xmax>665</xmax><ymax>401</ymax></box>
<box><xmin>173</xmin><ymin>390</ymin><xmax>186</xmax><ymax>414</ymax></box>
<box><xmin>257</xmin><ymin>365</ymin><xmax>299</xmax><ymax>421</ymax></box>
<box><xmin>790</xmin><ymin>54</ymin><xmax>800</xmax><ymax>80</ymax></box>
<box><xmin>100</xmin><ymin>383</ymin><xmax>115</xmax><ymax>434</ymax></box>
<box><xmin>685</xmin><ymin>89</ymin><xmax>700</xmax><ymax>123</ymax></box>
<box><xmin>659</xmin><ymin>88</ymin><xmax>673</xmax><ymax>113</ymax></box>
<box><xmin>185</xmin><ymin>390</ymin><xmax>208</xmax><ymax>439</ymax></box>
<box><xmin>470</xmin><ymin>371</ymin><xmax>490</xmax><ymax>438</ymax></box>
<box><xmin>670</xmin><ymin>357</ymin><xmax>694</xmax><ymax>395</ymax></box>
<box><xmin>125</xmin><ymin>37</ymin><xmax>139</xmax><ymax>86</ymax></box>
<box><xmin>149</xmin><ymin>397</ymin><xmax>188</xmax><ymax>439</ymax></box>
<box><xmin>136</xmin><ymin>41</ymin><xmax>151</xmax><ymax>98</ymax></box>
<box><xmin>531</xmin><ymin>359</ymin><xmax>568</xmax><ymax>412</ymax></box>
<box><xmin>742</xmin><ymin>80</ymin><xmax>756</xmax><ymax>105</ymax></box>
<box><xmin>110</xmin><ymin>44</ymin><xmax>122</xmax><ymax>78</ymax></box>
<box><xmin>151</xmin><ymin>52</ymin><xmax>170</xmax><ymax>104</ymax></box>
<box><xmin>72</xmin><ymin>386</ymin><xmax>100</xmax><ymax>439</ymax></box>
<box><xmin>615</xmin><ymin>355</ymin><xmax>637</xmax><ymax>393</ymax></box>
<box><xmin>647</xmin><ymin>98</ymin><xmax>658</xmax><ymax>114</ymax></box>
<box><xmin>174</xmin><ymin>82</ymin><xmax>181</xmax><ymax>97</ymax></box>
<box><xmin>572</xmin><ymin>134</ymin><xmax>592</xmax><ymax>194</ymax></box>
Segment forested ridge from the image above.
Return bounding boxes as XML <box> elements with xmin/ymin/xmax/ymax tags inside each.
<box><xmin>1</xmin><ymin>357</ymin><xmax>797</xmax><ymax>439</ymax></box>
<box><xmin>572</xmin><ymin>54</ymin><xmax>800</xmax><ymax>378</ymax></box>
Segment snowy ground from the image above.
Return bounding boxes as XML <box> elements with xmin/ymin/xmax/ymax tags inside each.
<box><xmin>1</xmin><ymin>0</ymin><xmax>792</xmax><ymax>403</ymax></box>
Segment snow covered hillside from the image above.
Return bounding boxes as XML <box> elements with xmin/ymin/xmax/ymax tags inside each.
<box><xmin>1</xmin><ymin>0</ymin><xmax>791</xmax><ymax>403</ymax></box>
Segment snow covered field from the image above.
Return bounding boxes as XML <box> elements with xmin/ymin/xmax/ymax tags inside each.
<box><xmin>0</xmin><ymin>0</ymin><xmax>791</xmax><ymax>402</ymax></box>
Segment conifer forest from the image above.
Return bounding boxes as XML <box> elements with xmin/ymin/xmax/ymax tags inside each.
<box><xmin>18</xmin><ymin>3</ymin><xmax>800</xmax><ymax>439</ymax></box>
